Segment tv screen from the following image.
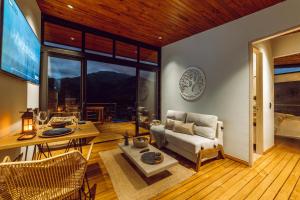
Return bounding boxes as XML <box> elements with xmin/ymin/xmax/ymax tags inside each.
<box><xmin>1</xmin><ymin>0</ymin><xmax>41</xmax><ymax>84</ymax></box>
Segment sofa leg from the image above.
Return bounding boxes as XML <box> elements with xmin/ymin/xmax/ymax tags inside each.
<box><xmin>149</xmin><ymin>134</ymin><xmax>152</xmax><ymax>144</ymax></box>
<box><xmin>196</xmin><ymin>151</ymin><xmax>203</xmax><ymax>172</ymax></box>
<box><xmin>218</xmin><ymin>145</ymin><xmax>225</xmax><ymax>159</ymax></box>
<box><xmin>196</xmin><ymin>145</ymin><xmax>225</xmax><ymax>171</ymax></box>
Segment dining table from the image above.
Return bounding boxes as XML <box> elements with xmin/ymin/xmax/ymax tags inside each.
<box><xmin>0</xmin><ymin>121</ymin><xmax>100</xmax><ymax>160</ymax></box>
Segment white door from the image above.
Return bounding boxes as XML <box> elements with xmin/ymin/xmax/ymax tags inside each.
<box><xmin>253</xmin><ymin>48</ymin><xmax>264</xmax><ymax>155</ymax></box>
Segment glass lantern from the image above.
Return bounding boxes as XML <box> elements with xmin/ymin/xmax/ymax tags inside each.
<box><xmin>21</xmin><ymin>109</ymin><xmax>34</xmax><ymax>134</ymax></box>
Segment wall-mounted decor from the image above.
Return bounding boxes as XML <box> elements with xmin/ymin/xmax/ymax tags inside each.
<box><xmin>179</xmin><ymin>67</ymin><xmax>206</xmax><ymax>101</ymax></box>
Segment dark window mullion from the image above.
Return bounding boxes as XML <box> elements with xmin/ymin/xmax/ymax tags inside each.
<box><xmin>113</xmin><ymin>40</ymin><xmax>116</xmax><ymax>58</ymax></box>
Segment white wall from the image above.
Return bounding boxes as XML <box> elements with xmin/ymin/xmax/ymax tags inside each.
<box><xmin>27</xmin><ymin>82</ymin><xmax>40</xmax><ymax>108</ymax></box>
<box><xmin>272</xmin><ymin>32</ymin><xmax>300</xmax><ymax>58</ymax></box>
<box><xmin>255</xmin><ymin>41</ymin><xmax>275</xmax><ymax>152</ymax></box>
<box><xmin>162</xmin><ymin>0</ymin><xmax>300</xmax><ymax>162</ymax></box>
<box><xmin>0</xmin><ymin>73</ymin><xmax>27</xmax><ymax>137</ymax></box>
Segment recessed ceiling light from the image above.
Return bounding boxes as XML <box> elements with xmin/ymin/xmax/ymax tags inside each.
<box><xmin>158</xmin><ymin>36</ymin><xmax>163</xmax><ymax>40</ymax></box>
<box><xmin>70</xmin><ymin>37</ymin><xmax>75</xmax><ymax>41</ymax></box>
<box><xmin>67</xmin><ymin>4</ymin><xmax>74</xmax><ymax>9</ymax></box>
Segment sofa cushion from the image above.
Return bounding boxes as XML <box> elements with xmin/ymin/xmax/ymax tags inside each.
<box><xmin>166</xmin><ymin>110</ymin><xmax>187</xmax><ymax>122</ymax></box>
<box><xmin>186</xmin><ymin>112</ymin><xmax>218</xmax><ymax>139</ymax></box>
<box><xmin>173</xmin><ymin>121</ymin><xmax>194</xmax><ymax>135</ymax></box>
<box><xmin>165</xmin><ymin>129</ymin><xmax>218</xmax><ymax>154</ymax></box>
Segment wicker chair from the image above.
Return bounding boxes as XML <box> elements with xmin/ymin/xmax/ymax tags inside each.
<box><xmin>0</xmin><ymin>145</ymin><xmax>93</xmax><ymax>200</ymax></box>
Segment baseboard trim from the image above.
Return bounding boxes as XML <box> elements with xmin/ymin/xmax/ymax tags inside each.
<box><xmin>225</xmin><ymin>154</ymin><xmax>250</xmax><ymax>166</ymax></box>
<box><xmin>263</xmin><ymin>145</ymin><xmax>276</xmax><ymax>155</ymax></box>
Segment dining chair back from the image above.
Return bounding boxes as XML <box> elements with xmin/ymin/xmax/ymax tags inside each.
<box><xmin>0</xmin><ymin>151</ymin><xmax>87</xmax><ymax>200</ymax></box>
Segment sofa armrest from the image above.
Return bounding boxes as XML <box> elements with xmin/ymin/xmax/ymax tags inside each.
<box><xmin>150</xmin><ymin>124</ymin><xmax>166</xmax><ymax>148</ymax></box>
<box><xmin>216</xmin><ymin>121</ymin><xmax>224</xmax><ymax>146</ymax></box>
<box><xmin>150</xmin><ymin>124</ymin><xmax>165</xmax><ymax>135</ymax></box>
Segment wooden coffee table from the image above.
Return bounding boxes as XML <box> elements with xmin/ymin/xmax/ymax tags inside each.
<box><xmin>118</xmin><ymin>142</ymin><xmax>178</xmax><ymax>177</ymax></box>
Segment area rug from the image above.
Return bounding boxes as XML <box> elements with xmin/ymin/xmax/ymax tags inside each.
<box><xmin>99</xmin><ymin>149</ymin><xmax>195</xmax><ymax>200</ymax></box>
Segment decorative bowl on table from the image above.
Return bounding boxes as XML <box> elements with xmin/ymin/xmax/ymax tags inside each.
<box><xmin>49</xmin><ymin>117</ymin><xmax>74</xmax><ymax>126</ymax></box>
<box><xmin>51</xmin><ymin>121</ymin><xmax>67</xmax><ymax>128</ymax></box>
<box><xmin>141</xmin><ymin>152</ymin><xmax>164</xmax><ymax>165</ymax></box>
<box><xmin>133</xmin><ymin>136</ymin><xmax>149</xmax><ymax>148</ymax></box>
<box><xmin>40</xmin><ymin>128</ymin><xmax>73</xmax><ymax>138</ymax></box>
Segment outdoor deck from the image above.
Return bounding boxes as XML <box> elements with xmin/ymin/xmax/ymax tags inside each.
<box><xmin>92</xmin><ymin>122</ymin><xmax>150</xmax><ymax>143</ymax></box>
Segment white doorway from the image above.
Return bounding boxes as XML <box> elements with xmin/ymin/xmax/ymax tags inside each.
<box><xmin>252</xmin><ymin>47</ymin><xmax>264</xmax><ymax>161</ymax></box>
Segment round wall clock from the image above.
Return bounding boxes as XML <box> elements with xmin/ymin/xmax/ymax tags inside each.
<box><xmin>179</xmin><ymin>67</ymin><xmax>206</xmax><ymax>101</ymax></box>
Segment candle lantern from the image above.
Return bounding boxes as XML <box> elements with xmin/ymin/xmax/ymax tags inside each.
<box><xmin>57</xmin><ymin>106</ymin><xmax>63</xmax><ymax>112</ymax></box>
<box><xmin>18</xmin><ymin>109</ymin><xmax>36</xmax><ymax>140</ymax></box>
<box><xmin>21</xmin><ymin>109</ymin><xmax>34</xmax><ymax>134</ymax></box>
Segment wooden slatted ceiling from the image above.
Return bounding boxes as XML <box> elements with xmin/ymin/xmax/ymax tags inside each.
<box><xmin>37</xmin><ymin>0</ymin><xmax>284</xmax><ymax>47</ymax></box>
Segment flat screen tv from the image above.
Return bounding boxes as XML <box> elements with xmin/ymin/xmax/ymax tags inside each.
<box><xmin>1</xmin><ymin>0</ymin><xmax>41</xmax><ymax>84</ymax></box>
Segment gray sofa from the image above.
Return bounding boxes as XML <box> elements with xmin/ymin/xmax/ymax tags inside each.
<box><xmin>150</xmin><ymin>110</ymin><xmax>224</xmax><ymax>170</ymax></box>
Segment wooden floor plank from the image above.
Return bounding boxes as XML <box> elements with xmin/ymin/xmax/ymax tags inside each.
<box><xmin>188</xmin><ymin>164</ymin><xmax>246</xmax><ymax>199</ymax></box>
<box><xmin>275</xmin><ymin>159</ymin><xmax>300</xmax><ymax>200</ymax></box>
<box><xmin>244</xmin><ymin>153</ymin><xmax>294</xmax><ymax>200</ymax></box>
<box><xmin>231</xmin><ymin>151</ymin><xmax>288</xmax><ymax>200</ymax></box>
<box><xmin>171</xmin><ymin>162</ymin><xmax>241</xmax><ymax>200</ymax></box>
<box><xmin>290</xmin><ymin>177</ymin><xmax>300</xmax><ymax>200</ymax></box>
<box><xmin>156</xmin><ymin>161</ymin><xmax>235</xmax><ymax>200</ymax></box>
<box><xmin>197</xmin><ymin>146</ymin><xmax>285</xmax><ymax>200</ymax></box>
<box><xmin>260</xmin><ymin>155</ymin><xmax>300</xmax><ymax>200</ymax></box>
<box><xmin>151</xmin><ymin>159</ymin><xmax>230</xmax><ymax>199</ymax></box>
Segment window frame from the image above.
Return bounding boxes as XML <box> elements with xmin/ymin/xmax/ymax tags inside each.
<box><xmin>41</xmin><ymin>15</ymin><xmax>162</xmax><ymax>135</ymax></box>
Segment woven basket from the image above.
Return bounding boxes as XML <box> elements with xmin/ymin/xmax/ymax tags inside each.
<box><xmin>133</xmin><ymin>137</ymin><xmax>149</xmax><ymax>148</ymax></box>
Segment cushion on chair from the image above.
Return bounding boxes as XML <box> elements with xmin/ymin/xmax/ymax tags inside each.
<box><xmin>173</xmin><ymin>121</ymin><xmax>194</xmax><ymax>135</ymax></box>
<box><xmin>165</xmin><ymin>130</ymin><xmax>218</xmax><ymax>154</ymax></box>
<box><xmin>166</xmin><ymin>110</ymin><xmax>187</xmax><ymax>122</ymax></box>
<box><xmin>186</xmin><ymin>113</ymin><xmax>218</xmax><ymax>139</ymax></box>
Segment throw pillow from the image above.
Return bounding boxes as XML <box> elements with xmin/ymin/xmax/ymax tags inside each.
<box><xmin>173</xmin><ymin>121</ymin><xmax>194</xmax><ymax>135</ymax></box>
<box><xmin>186</xmin><ymin>113</ymin><xmax>218</xmax><ymax>139</ymax></box>
<box><xmin>193</xmin><ymin>125</ymin><xmax>215</xmax><ymax>139</ymax></box>
<box><xmin>165</xmin><ymin>119</ymin><xmax>176</xmax><ymax>130</ymax></box>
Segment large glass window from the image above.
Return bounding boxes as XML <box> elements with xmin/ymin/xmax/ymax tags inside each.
<box><xmin>86</xmin><ymin>61</ymin><xmax>136</xmax><ymax>122</ymax></box>
<box><xmin>138</xmin><ymin>70</ymin><xmax>158</xmax><ymax>131</ymax></box>
<box><xmin>48</xmin><ymin>57</ymin><xmax>81</xmax><ymax>112</ymax></box>
<box><xmin>43</xmin><ymin>20</ymin><xmax>160</xmax><ymax>137</ymax></box>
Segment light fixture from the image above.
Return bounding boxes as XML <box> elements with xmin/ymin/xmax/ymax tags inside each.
<box><xmin>70</xmin><ymin>37</ymin><xmax>75</xmax><ymax>41</ymax></box>
<box><xmin>67</xmin><ymin>4</ymin><xmax>74</xmax><ymax>9</ymax></box>
<box><xmin>158</xmin><ymin>36</ymin><xmax>163</xmax><ymax>40</ymax></box>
